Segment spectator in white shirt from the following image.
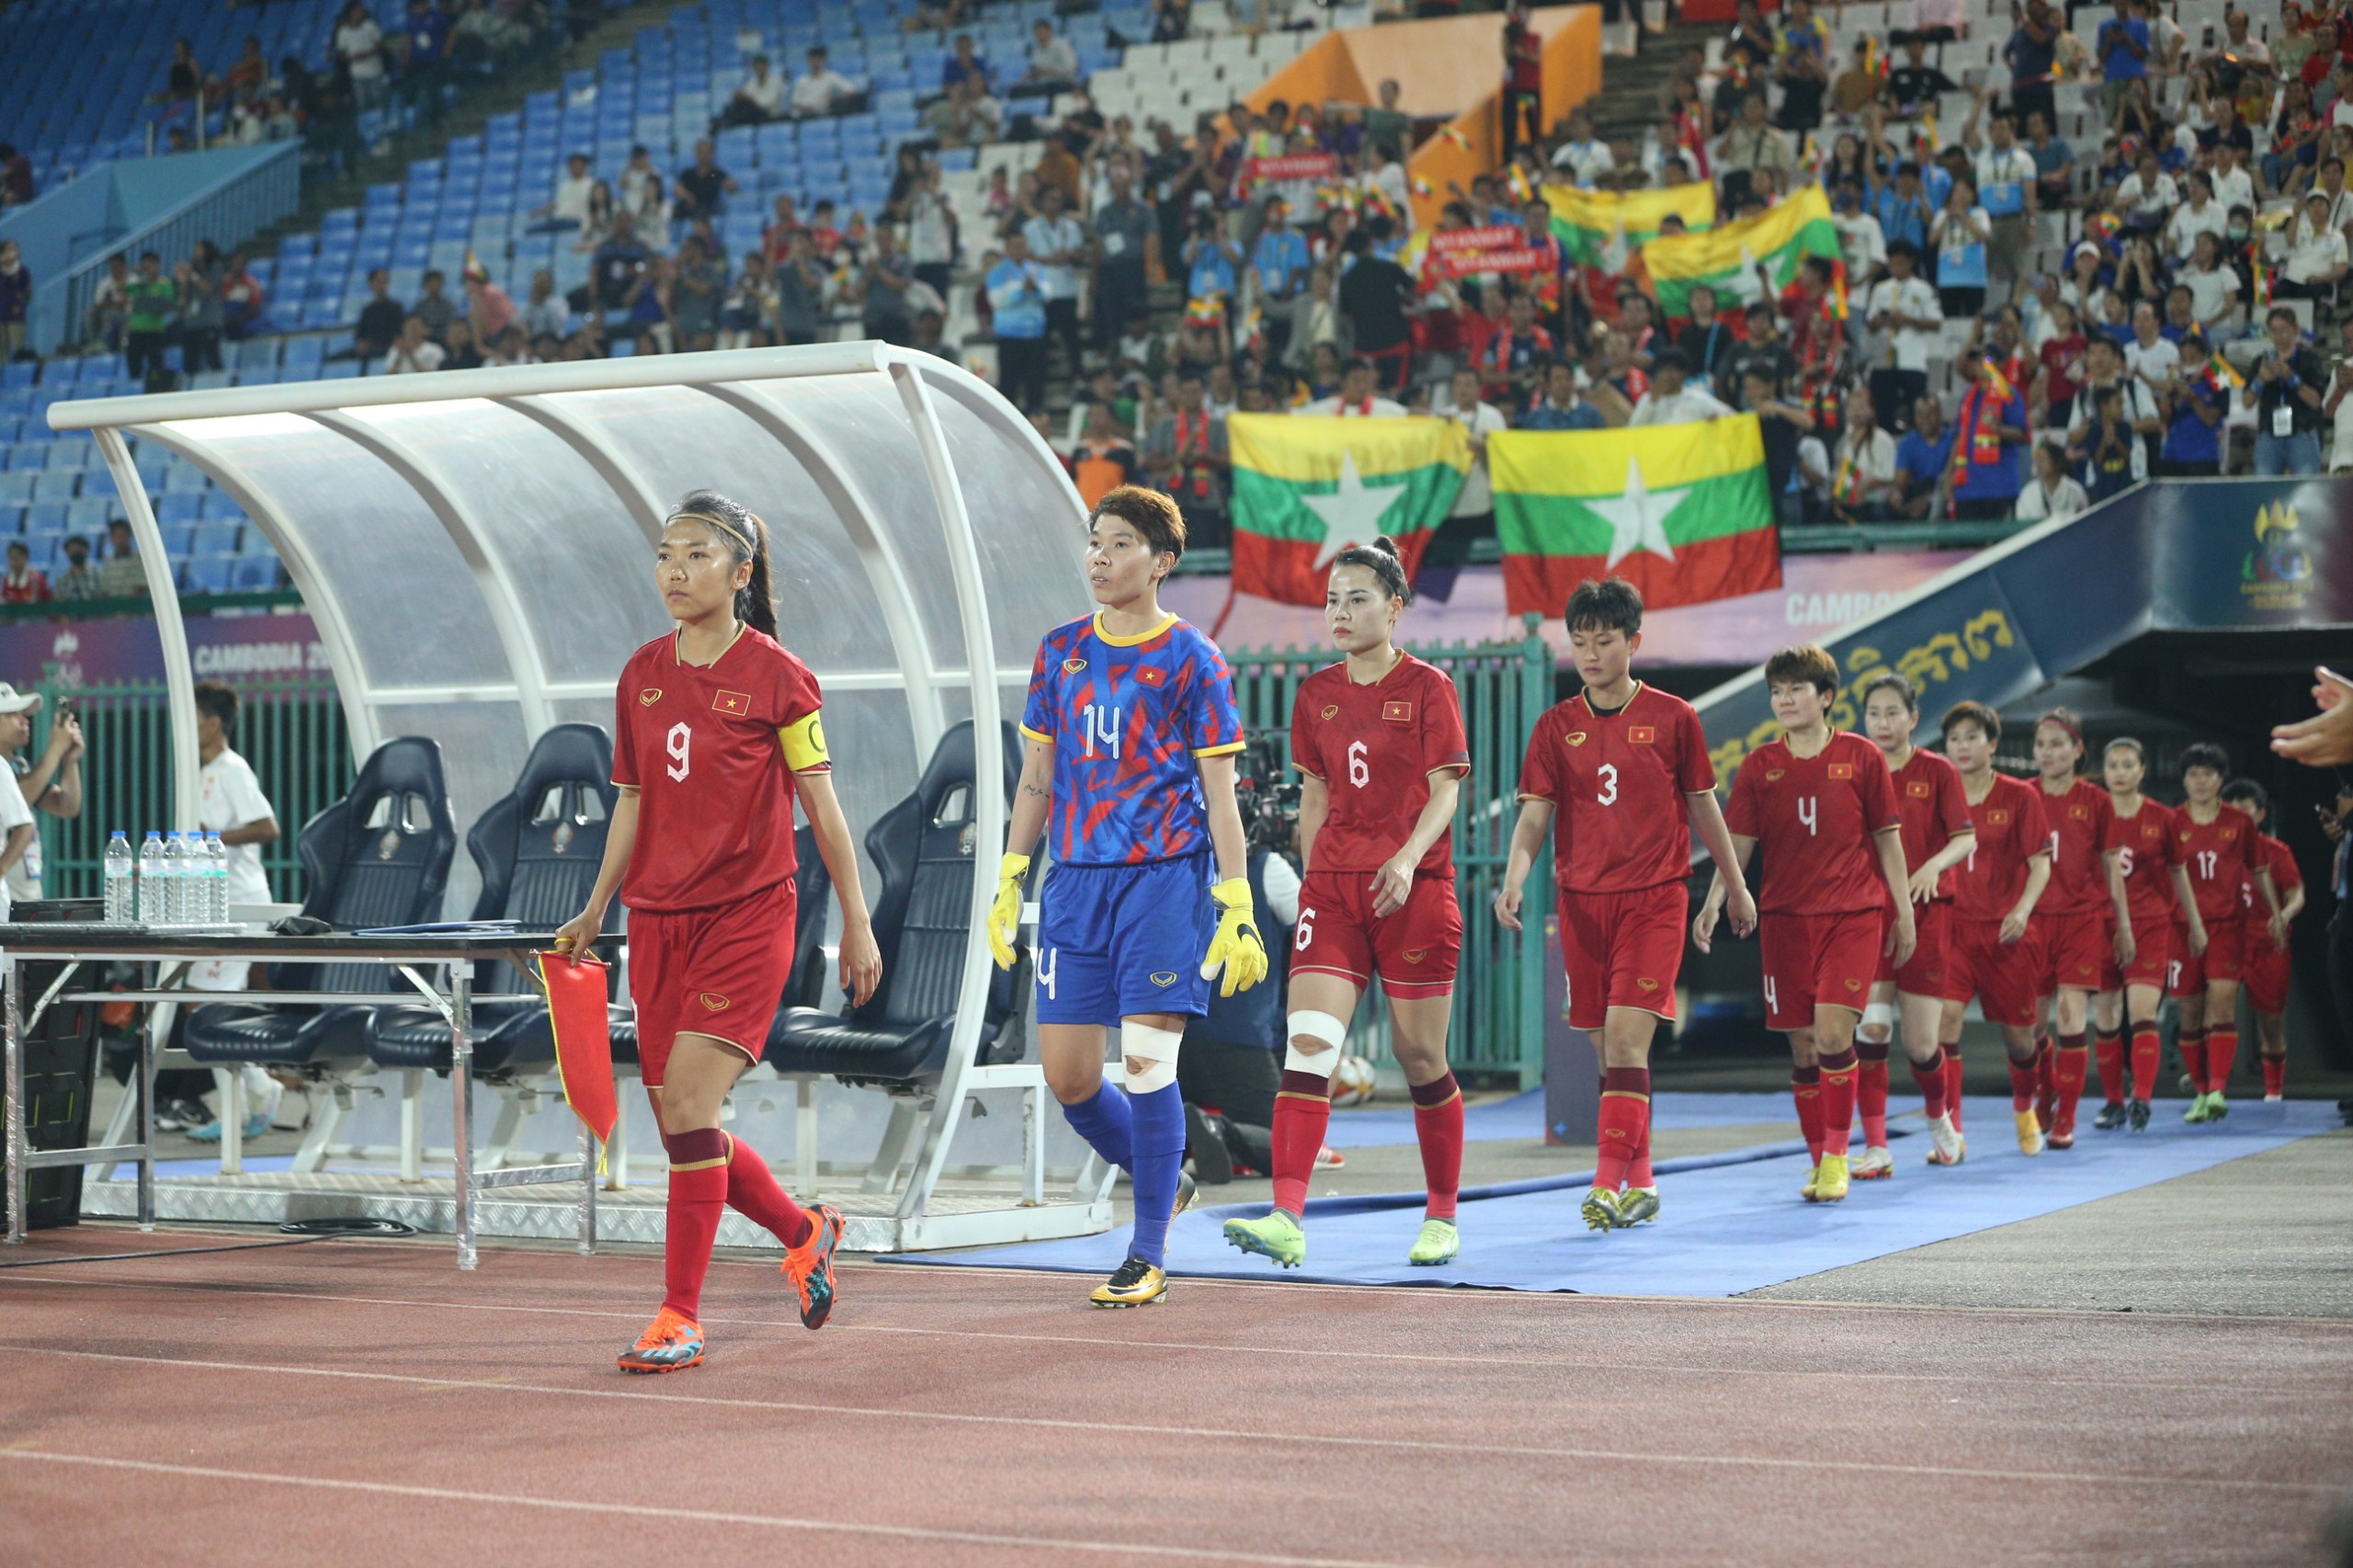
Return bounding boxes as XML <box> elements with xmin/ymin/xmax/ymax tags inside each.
<box><xmin>791</xmin><ymin>46</ymin><xmax>855</xmax><ymax>118</ymax></box>
<box><xmin>2325</xmin><ymin>316</ymin><xmax>2353</xmax><ymax>470</ymax></box>
<box><xmin>1828</xmin><ymin>388</ymin><xmax>1899</xmax><ymax>521</ymax></box>
<box><xmin>1022</xmin><ymin>19</ymin><xmax>1079</xmax><ymax>91</ymax></box>
<box><xmin>1302</xmin><ymin>358</ymin><xmax>1408</xmax><ymax>416</ymax></box>
<box><xmin>2210</xmin><ymin>144</ymin><xmax>2256</xmax><ymax>214</ymax></box>
<box><xmin>719</xmin><ymin>54</ymin><xmax>786</xmax><ymax>129</ymax></box>
<box><xmin>1864</xmin><ymin>240</ymin><xmax>1943</xmax><ymax>429</ymax></box>
<box><xmin>2014</xmin><ymin>438</ymin><xmax>2090</xmax><ymax>519</ymax></box>
<box><xmin>2162</xmin><ymin>169</ymin><xmax>2228</xmax><ymax>263</ymax></box>
<box><xmin>1627</xmin><ymin>348</ymin><xmax>1733</xmax><ymax>425</ymax></box>
<box><xmin>1549</xmin><ymin>108</ymin><xmax>1613</xmax><ymax>185</ymax></box>
<box><xmin>2113</xmin><ymin>151</ymin><xmax>2177</xmax><ymax>231</ymax></box>
<box><xmin>385</xmin><ymin>314</ymin><xmax>447</xmax><ymax>373</ymax></box>
<box><xmin>1440</xmin><ymin>368</ymin><xmax>1507</xmax><ymax>525</ymax></box>
<box><xmin>333</xmin><ymin>0</ymin><xmax>388</xmax><ymax>110</ymax></box>
<box><xmin>2281</xmin><ymin>188</ymin><xmax>2351</xmax><ymax>294</ymax></box>
<box><xmin>2180</xmin><ymin>230</ymin><xmax>2242</xmax><ymax>332</ymax></box>
<box><xmin>532</xmin><ymin>151</ymin><xmax>593</xmax><ymax>232</ymax></box>
<box><xmin>2122</xmin><ymin>301</ymin><xmax>2180</xmax><ymax>391</ymax></box>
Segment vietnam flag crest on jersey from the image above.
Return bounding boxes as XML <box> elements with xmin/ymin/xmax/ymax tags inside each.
<box><xmin>1228</xmin><ymin>414</ymin><xmax>1471</xmax><ymax>608</ymax></box>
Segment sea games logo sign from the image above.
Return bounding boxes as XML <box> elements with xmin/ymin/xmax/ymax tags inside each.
<box><xmin>2241</xmin><ymin>499</ymin><xmax>2315</xmax><ymax>612</ymax></box>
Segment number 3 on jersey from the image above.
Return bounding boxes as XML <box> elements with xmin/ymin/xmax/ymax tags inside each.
<box><xmin>1597</xmin><ymin>763</ymin><xmax>1618</xmax><ymax>806</ymax></box>
<box><xmin>666</xmin><ymin>721</ymin><xmax>691</xmax><ymax>781</ymax></box>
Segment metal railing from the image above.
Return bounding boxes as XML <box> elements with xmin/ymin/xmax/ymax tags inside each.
<box><xmin>1229</xmin><ymin>629</ymin><xmax>1556</xmax><ymax>1086</ymax></box>
<box><xmin>57</xmin><ymin>142</ymin><xmax>301</xmax><ymax>358</ymax></box>
<box><xmin>1172</xmin><ymin>517</ymin><xmax>2029</xmax><ymax>575</ymax></box>
<box><xmin>26</xmin><ymin>673</ymin><xmax>350</xmax><ymax>902</ymax></box>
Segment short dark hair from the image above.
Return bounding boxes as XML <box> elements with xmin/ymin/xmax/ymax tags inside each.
<box><xmin>1764</xmin><ymin>644</ymin><xmax>1839</xmax><ymax>697</ymax></box>
<box><xmin>1650</xmin><ymin>346</ymin><xmax>1690</xmax><ymax>377</ymax></box>
<box><xmin>1342</xmin><ymin>355</ymin><xmax>1376</xmax><ymax>379</ymax></box>
<box><xmin>193</xmin><ymin>680</ymin><xmax>240</xmax><ymax>733</ymax></box>
<box><xmin>1941</xmin><ymin>699</ymin><xmax>2001</xmax><ymax>742</ymax></box>
<box><xmin>2268</xmin><ymin>305</ymin><xmax>2300</xmax><ymax>329</ymax></box>
<box><xmin>1564</xmin><ymin>575</ymin><xmax>1643</xmax><ymax>635</ymax></box>
<box><xmin>1091</xmin><ymin>484</ymin><xmax>1187</xmax><ymax>560</ymax></box>
<box><xmin>1331</xmin><ymin>535</ymin><xmax>1412</xmax><ymax>605</ymax></box>
<box><xmin>2181</xmin><ymin>741</ymin><xmax>2230</xmax><ymax>776</ymax></box>
<box><xmin>2220</xmin><ymin>777</ymin><xmax>2269</xmax><ymax>814</ymax></box>
<box><xmin>1861</xmin><ymin>672</ymin><xmax>1917</xmax><ymax>713</ymax></box>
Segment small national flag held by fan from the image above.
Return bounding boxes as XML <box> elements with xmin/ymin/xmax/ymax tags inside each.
<box><xmin>540</xmin><ymin>950</ymin><xmax>619</xmax><ymax>1148</ymax></box>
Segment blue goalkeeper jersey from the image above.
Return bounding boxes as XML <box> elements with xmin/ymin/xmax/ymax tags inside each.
<box><xmin>1020</xmin><ymin>611</ymin><xmax>1245</xmax><ymax>868</ymax></box>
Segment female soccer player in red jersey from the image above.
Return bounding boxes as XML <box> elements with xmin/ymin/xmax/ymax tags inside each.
<box><xmin>1496</xmin><ymin>577</ymin><xmax>1753</xmax><ymax>1233</ymax></box>
<box><xmin>1935</xmin><ymin>702</ymin><xmax>2053</xmax><ymax>1159</ymax></box>
<box><xmin>1696</xmin><ymin>645</ymin><xmax>1914</xmax><ymax>1205</ymax></box>
<box><xmin>2025</xmin><ymin>709</ymin><xmax>2133</xmax><ymax>1148</ymax></box>
<box><xmin>2169</xmin><ymin>744</ymin><xmax>2287</xmax><ymax>1124</ymax></box>
<box><xmin>2096</xmin><ymin>738</ymin><xmax>2200</xmax><ymax>1131</ymax></box>
<box><xmin>553</xmin><ymin>492</ymin><xmax>881</xmax><ymax>1374</ymax></box>
<box><xmin>2222</xmin><ymin>778</ymin><xmax>2305</xmax><ymax>1100</ymax></box>
<box><xmin>989</xmin><ymin>486</ymin><xmax>1265</xmax><ymax>1308</ymax></box>
<box><xmin>1222</xmin><ymin>538</ymin><xmax>1471</xmax><ymax>1269</ymax></box>
<box><xmin>1856</xmin><ymin>673</ymin><xmax>1972</xmax><ymax>1175</ymax></box>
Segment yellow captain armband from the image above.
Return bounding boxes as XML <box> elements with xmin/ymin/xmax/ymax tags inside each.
<box><xmin>779</xmin><ymin>710</ymin><xmax>831</xmax><ymax>773</ymax></box>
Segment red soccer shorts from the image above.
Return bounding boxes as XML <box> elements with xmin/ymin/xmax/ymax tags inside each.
<box><xmin>626</xmin><ymin>876</ymin><xmax>796</xmax><ymax>1089</ymax></box>
<box><xmin>2109</xmin><ymin>917</ymin><xmax>2171</xmax><ymax>991</ymax></box>
<box><xmin>1559</xmin><ymin>879</ymin><xmax>1688</xmax><ymax>1029</ymax></box>
<box><xmin>2243</xmin><ymin>934</ymin><xmax>2292</xmax><ymax>1015</ymax></box>
<box><xmin>1292</xmin><ymin>869</ymin><xmax>1461</xmax><ymax>1000</ymax></box>
<box><xmin>1758</xmin><ymin>909</ymin><xmax>1884</xmax><ymax>1031</ymax></box>
<box><xmin>2168</xmin><ymin>915</ymin><xmax>2245</xmax><ymax>996</ymax></box>
<box><xmin>1941</xmin><ymin>916</ymin><xmax>2040</xmax><ymax>1028</ymax></box>
<box><xmin>1872</xmin><ymin>899</ymin><xmax>1949</xmax><ymax>995</ymax></box>
<box><xmin>2035</xmin><ymin>910</ymin><xmax>2111</xmax><ymax>996</ymax></box>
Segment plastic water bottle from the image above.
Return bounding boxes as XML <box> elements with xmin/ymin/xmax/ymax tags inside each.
<box><xmin>204</xmin><ymin>832</ymin><xmax>229</xmax><ymax>924</ymax></box>
<box><xmin>162</xmin><ymin>833</ymin><xmax>188</xmax><ymax>925</ymax></box>
<box><xmin>104</xmin><ymin>832</ymin><xmax>135</xmax><ymax>924</ymax></box>
<box><xmin>136</xmin><ymin>831</ymin><xmax>166</xmax><ymax>925</ymax></box>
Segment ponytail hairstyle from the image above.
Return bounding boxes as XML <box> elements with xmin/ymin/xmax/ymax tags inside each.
<box><xmin>1331</xmin><ymin>534</ymin><xmax>1413</xmax><ymax>605</ymax></box>
<box><xmin>666</xmin><ymin>489</ymin><xmax>777</xmax><ymax>641</ymax></box>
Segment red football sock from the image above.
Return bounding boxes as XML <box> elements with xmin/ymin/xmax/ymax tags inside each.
<box><xmin>2178</xmin><ymin>1028</ymin><xmax>2209</xmax><ymax>1095</ymax></box>
<box><xmin>2204</xmin><ymin>1027</ymin><xmax>2238</xmax><ymax>1096</ymax></box>
<box><xmin>1909</xmin><ymin>1056</ymin><xmax>1949</xmax><ymax>1120</ymax></box>
<box><xmin>1268</xmin><ymin>1070</ymin><xmax>1331</xmax><ymax>1219</ymax></box>
<box><xmin>2130</xmin><ymin>1023</ymin><xmax>2162</xmax><ymax>1101</ymax></box>
<box><xmin>723</xmin><ymin>1132</ymin><xmax>812</xmax><ymax>1248</ymax></box>
<box><xmin>1411</xmin><ymin>1071</ymin><xmax>1463</xmax><ymax>1221</ymax></box>
<box><xmin>1627</xmin><ymin>1128</ymin><xmax>1655</xmax><ymax>1189</ymax></box>
<box><xmin>661</xmin><ymin>1127</ymin><xmax>732</xmax><ymax>1322</ymax></box>
<box><xmin>2094</xmin><ymin>1028</ymin><xmax>2126</xmax><ymax>1107</ymax></box>
<box><xmin>2261</xmin><ymin>1053</ymin><xmax>2286</xmax><ymax>1097</ymax></box>
<box><xmin>1791</xmin><ymin>1067</ymin><xmax>1824</xmax><ymax>1165</ymax></box>
<box><xmin>1595</xmin><ymin>1067</ymin><xmax>1652</xmax><ymax>1192</ymax></box>
<box><xmin>1942</xmin><ymin>1046</ymin><xmax>1965</xmax><ymax>1131</ymax></box>
<box><xmin>2033</xmin><ymin>1037</ymin><xmax>2058</xmax><ymax>1126</ymax></box>
<box><xmin>1817</xmin><ymin>1049</ymin><xmax>1858</xmax><ymax>1160</ymax></box>
<box><xmin>1855</xmin><ymin>1040</ymin><xmax>1891</xmax><ymax>1150</ymax></box>
<box><xmin>2053</xmin><ymin>1036</ymin><xmax>2088</xmax><ymax>1129</ymax></box>
<box><xmin>2007</xmin><ymin>1057</ymin><xmax>2039</xmax><ymax>1112</ymax></box>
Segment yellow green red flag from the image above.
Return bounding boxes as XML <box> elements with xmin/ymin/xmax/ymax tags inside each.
<box><xmin>1639</xmin><ymin>185</ymin><xmax>1845</xmax><ymax>319</ymax></box>
<box><xmin>1228</xmin><ymin>414</ymin><xmax>1472</xmax><ymax>608</ymax></box>
<box><xmin>1543</xmin><ymin>181</ymin><xmax>1717</xmax><ymax>267</ymax></box>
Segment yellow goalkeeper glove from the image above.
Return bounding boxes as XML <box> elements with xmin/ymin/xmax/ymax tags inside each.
<box><xmin>986</xmin><ymin>852</ymin><xmax>1029</xmax><ymax>971</ymax></box>
<box><xmin>1199</xmin><ymin>876</ymin><xmax>1268</xmax><ymax>997</ymax></box>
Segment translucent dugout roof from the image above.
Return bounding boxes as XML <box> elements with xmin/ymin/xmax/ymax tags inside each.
<box><xmin>51</xmin><ymin>345</ymin><xmax>1090</xmax><ymax>930</ymax></box>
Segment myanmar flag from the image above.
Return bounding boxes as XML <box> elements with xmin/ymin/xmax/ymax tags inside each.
<box><xmin>1228</xmin><ymin>414</ymin><xmax>1471</xmax><ymax>608</ymax></box>
<box><xmin>1491</xmin><ymin>416</ymin><xmax>1781</xmax><ymax>618</ymax></box>
<box><xmin>1639</xmin><ymin>185</ymin><xmax>1844</xmax><ymax>320</ymax></box>
<box><xmin>1545</xmin><ymin>181</ymin><xmax>1717</xmax><ymax>269</ymax></box>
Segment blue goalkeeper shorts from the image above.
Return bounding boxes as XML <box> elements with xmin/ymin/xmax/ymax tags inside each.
<box><xmin>1035</xmin><ymin>854</ymin><xmax>1215</xmax><ymax>1026</ymax></box>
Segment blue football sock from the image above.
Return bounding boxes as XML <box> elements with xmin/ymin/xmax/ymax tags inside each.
<box><xmin>1060</xmin><ymin>1079</ymin><xmax>1132</xmax><ymax>1172</ymax></box>
<box><xmin>1124</xmin><ymin>1083</ymin><xmax>1186</xmax><ymax>1268</ymax></box>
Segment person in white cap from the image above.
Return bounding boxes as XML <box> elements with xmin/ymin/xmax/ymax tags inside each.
<box><xmin>0</xmin><ymin>684</ymin><xmax>82</xmax><ymax>906</ymax></box>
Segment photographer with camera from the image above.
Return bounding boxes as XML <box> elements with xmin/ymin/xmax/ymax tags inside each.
<box><xmin>1179</xmin><ymin>733</ymin><xmax>1301</xmax><ymax>1183</ymax></box>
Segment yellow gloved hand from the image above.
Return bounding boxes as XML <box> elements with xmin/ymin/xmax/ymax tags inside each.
<box><xmin>1199</xmin><ymin>876</ymin><xmax>1268</xmax><ymax>997</ymax></box>
<box><xmin>986</xmin><ymin>852</ymin><xmax>1029</xmax><ymax>971</ymax></box>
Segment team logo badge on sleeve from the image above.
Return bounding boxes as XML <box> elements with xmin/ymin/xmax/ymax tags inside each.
<box><xmin>1321</xmin><ymin>705</ymin><xmax>1339</xmax><ymax>721</ymax></box>
<box><xmin>1564</xmin><ymin>732</ymin><xmax>1587</xmax><ymax>747</ymax></box>
<box><xmin>1063</xmin><ymin>658</ymin><xmax>1087</xmax><ymax>675</ymax></box>
<box><xmin>639</xmin><ymin>688</ymin><xmax>663</xmax><ymax>706</ymax></box>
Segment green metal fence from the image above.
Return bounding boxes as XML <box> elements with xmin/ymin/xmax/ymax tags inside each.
<box><xmin>1229</xmin><ymin>629</ymin><xmax>1557</xmax><ymax>1087</ymax></box>
<box><xmin>27</xmin><ymin>674</ymin><xmax>353</xmax><ymax>903</ymax></box>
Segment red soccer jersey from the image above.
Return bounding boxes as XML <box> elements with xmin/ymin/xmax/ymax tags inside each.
<box><xmin>1723</xmin><ymin>730</ymin><xmax>1902</xmax><ymax>915</ymax></box>
<box><xmin>1885</xmin><ymin>746</ymin><xmax>1972</xmax><ymax>904</ymax></box>
<box><xmin>2243</xmin><ymin>833</ymin><xmax>2301</xmax><ymax>916</ymax></box>
<box><xmin>1517</xmin><ymin>684</ymin><xmax>1716</xmax><ymax>893</ymax></box>
<box><xmin>611</xmin><ymin>628</ymin><xmax>827</xmax><ymax>913</ymax></box>
<box><xmin>2036</xmin><ymin>777</ymin><xmax>2116</xmax><ymax>915</ymax></box>
<box><xmin>2176</xmin><ymin>804</ymin><xmax>2257</xmax><ymax>923</ymax></box>
<box><xmin>1949</xmin><ymin>772</ymin><xmax>2052</xmax><ymax>923</ymax></box>
<box><xmin>1290</xmin><ymin>653</ymin><xmax>1470</xmax><ymax>874</ymax></box>
<box><xmin>2106</xmin><ymin>797</ymin><xmax>2181</xmax><ymax>930</ymax></box>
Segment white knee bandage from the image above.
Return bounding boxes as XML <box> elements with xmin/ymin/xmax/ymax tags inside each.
<box><xmin>1284</xmin><ymin>1010</ymin><xmax>1349</xmax><ymax>1075</ymax></box>
<box><xmin>1860</xmin><ymin>1002</ymin><xmax>1897</xmax><ymax>1035</ymax></box>
<box><xmin>1120</xmin><ymin>1020</ymin><xmax>1184</xmax><ymax>1095</ymax></box>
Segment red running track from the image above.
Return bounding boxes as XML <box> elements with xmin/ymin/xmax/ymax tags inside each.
<box><xmin>1</xmin><ymin>1226</ymin><xmax>2349</xmax><ymax>1567</ymax></box>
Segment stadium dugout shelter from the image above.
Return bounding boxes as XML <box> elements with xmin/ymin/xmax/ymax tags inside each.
<box><xmin>46</xmin><ymin>343</ymin><xmax>1114</xmax><ymax>1254</ymax></box>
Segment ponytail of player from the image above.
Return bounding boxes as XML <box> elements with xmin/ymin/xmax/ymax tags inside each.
<box><xmin>666</xmin><ymin>490</ymin><xmax>778</xmax><ymax>642</ymax></box>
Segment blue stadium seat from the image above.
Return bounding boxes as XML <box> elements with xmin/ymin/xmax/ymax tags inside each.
<box><xmin>163</xmin><ymin>466</ymin><xmax>209</xmax><ymax>495</ymax></box>
<box><xmin>185</xmin><ymin>556</ymin><xmax>236</xmax><ymax>595</ymax></box>
<box><xmin>157</xmin><ymin>493</ymin><xmax>204</xmax><ymax>526</ymax></box>
<box><xmin>201</xmin><ymin>493</ymin><xmax>244</xmax><ymax>522</ymax></box>
<box><xmin>0</xmin><ymin>507</ymin><xmax>19</xmax><ymax>536</ymax></box>
<box><xmin>23</xmin><ymin>503</ymin><xmax>66</xmax><ymax>534</ymax></box>
<box><xmin>233</xmin><ymin>556</ymin><xmax>280</xmax><ymax>590</ymax></box>
<box><xmin>162</xmin><ymin>524</ymin><xmax>198</xmax><ymax>558</ymax></box>
<box><xmin>0</xmin><ymin>474</ymin><xmax>34</xmax><ymax>506</ymax></box>
<box><xmin>192</xmin><ymin>522</ymin><xmax>241</xmax><ymax>556</ymax></box>
<box><xmin>66</xmin><ymin>497</ymin><xmax>112</xmax><ymax>533</ymax></box>
<box><xmin>31</xmin><ymin>472</ymin><xmax>79</xmax><ymax>503</ymax></box>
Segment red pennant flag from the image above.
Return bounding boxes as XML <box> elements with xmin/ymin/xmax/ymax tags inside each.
<box><xmin>540</xmin><ymin>951</ymin><xmax>618</xmax><ymax>1146</ymax></box>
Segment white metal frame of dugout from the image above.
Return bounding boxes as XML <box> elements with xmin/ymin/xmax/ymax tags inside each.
<box><xmin>47</xmin><ymin>343</ymin><xmax>1109</xmax><ymax>1254</ymax></box>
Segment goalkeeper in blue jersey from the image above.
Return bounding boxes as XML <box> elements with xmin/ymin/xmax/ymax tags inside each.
<box><xmin>991</xmin><ymin>485</ymin><xmax>1268</xmax><ymax>1307</ymax></box>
